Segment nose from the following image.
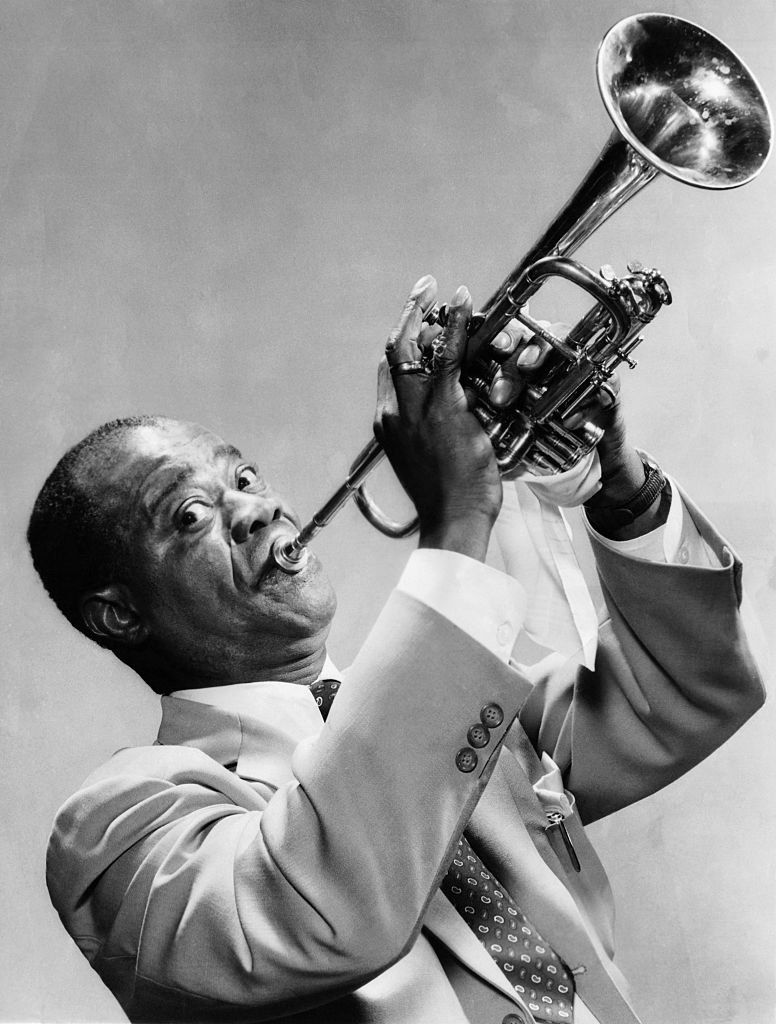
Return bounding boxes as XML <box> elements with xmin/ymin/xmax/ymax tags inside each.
<box><xmin>228</xmin><ymin>490</ymin><xmax>284</xmax><ymax>544</ymax></box>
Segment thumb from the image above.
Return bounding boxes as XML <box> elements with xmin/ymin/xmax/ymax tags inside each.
<box><xmin>432</xmin><ymin>285</ymin><xmax>472</xmax><ymax>388</ymax></box>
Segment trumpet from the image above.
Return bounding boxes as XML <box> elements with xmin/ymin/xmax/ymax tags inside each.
<box><xmin>272</xmin><ymin>12</ymin><xmax>771</xmax><ymax>574</ymax></box>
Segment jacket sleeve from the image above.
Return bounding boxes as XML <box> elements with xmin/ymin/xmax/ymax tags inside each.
<box><xmin>515</xmin><ymin>492</ymin><xmax>767</xmax><ymax>824</ymax></box>
<box><xmin>47</xmin><ymin>591</ymin><xmax>533</xmax><ymax>1019</ymax></box>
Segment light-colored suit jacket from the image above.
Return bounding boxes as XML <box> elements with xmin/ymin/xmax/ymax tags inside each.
<box><xmin>47</xmin><ymin>500</ymin><xmax>765</xmax><ymax>1023</ymax></box>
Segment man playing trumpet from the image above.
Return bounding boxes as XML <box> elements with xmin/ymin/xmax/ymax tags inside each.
<box><xmin>33</xmin><ymin>275</ymin><xmax>764</xmax><ymax>1023</ymax></box>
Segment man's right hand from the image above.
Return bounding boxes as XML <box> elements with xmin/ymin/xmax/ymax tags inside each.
<box><xmin>374</xmin><ymin>275</ymin><xmax>501</xmax><ymax>562</ymax></box>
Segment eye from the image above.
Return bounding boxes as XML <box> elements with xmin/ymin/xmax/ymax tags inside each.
<box><xmin>236</xmin><ymin>465</ymin><xmax>262</xmax><ymax>491</ymax></box>
<box><xmin>176</xmin><ymin>500</ymin><xmax>212</xmax><ymax>531</ymax></box>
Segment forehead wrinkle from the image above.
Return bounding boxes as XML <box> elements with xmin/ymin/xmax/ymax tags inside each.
<box><xmin>141</xmin><ymin>444</ymin><xmax>245</xmax><ymax>522</ymax></box>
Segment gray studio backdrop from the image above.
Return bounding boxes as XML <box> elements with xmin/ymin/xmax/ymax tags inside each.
<box><xmin>2</xmin><ymin>1</ymin><xmax>775</xmax><ymax>1021</ymax></box>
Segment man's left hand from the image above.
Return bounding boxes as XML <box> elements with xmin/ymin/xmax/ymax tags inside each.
<box><xmin>485</xmin><ymin>318</ymin><xmax>668</xmax><ymax>538</ymax></box>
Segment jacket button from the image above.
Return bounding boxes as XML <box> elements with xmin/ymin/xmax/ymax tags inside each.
<box><xmin>502</xmin><ymin>1012</ymin><xmax>530</xmax><ymax>1024</ymax></box>
<box><xmin>467</xmin><ymin>722</ymin><xmax>490</xmax><ymax>748</ymax></box>
<box><xmin>455</xmin><ymin>747</ymin><xmax>478</xmax><ymax>773</ymax></box>
<box><xmin>480</xmin><ymin>702</ymin><xmax>504</xmax><ymax>728</ymax></box>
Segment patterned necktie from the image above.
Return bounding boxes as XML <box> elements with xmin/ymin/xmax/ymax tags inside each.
<box><xmin>310</xmin><ymin>679</ymin><xmax>575</xmax><ymax>1023</ymax></box>
<box><xmin>441</xmin><ymin>833</ymin><xmax>574</xmax><ymax>1022</ymax></box>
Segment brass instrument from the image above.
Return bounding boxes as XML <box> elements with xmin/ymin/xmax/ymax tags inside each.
<box><xmin>272</xmin><ymin>12</ymin><xmax>771</xmax><ymax>574</ymax></box>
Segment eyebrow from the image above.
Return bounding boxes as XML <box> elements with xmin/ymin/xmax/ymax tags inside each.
<box><xmin>213</xmin><ymin>444</ymin><xmax>242</xmax><ymax>461</ymax></box>
<box><xmin>145</xmin><ymin>444</ymin><xmax>245</xmax><ymax>519</ymax></box>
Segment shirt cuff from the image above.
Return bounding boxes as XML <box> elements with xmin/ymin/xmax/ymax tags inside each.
<box><xmin>585</xmin><ymin>471</ymin><xmax>720</xmax><ymax>567</ymax></box>
<box><xmin>520</xmin><ymin>449</ymin><xmax>602</xmax><ymax>507</ymax></box>
<box><xmin>397</xmin><ymin>549</ymin><xmax>527</xmax><ymax>664</ymax></box>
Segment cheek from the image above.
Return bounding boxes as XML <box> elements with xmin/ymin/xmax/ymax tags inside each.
<box><xmin>280</xmin><ymin>500</ymin><xmax>302</xmax><ymax>531</ymax></box>
<box><xmin>257</xmin><ymin>559</ymin><xmax>338</xmax><ymax>631</ymax></box>
<box><xmin>141</xmin><ymin>544</ymin><xmax>236</xmax><ymax>626</ymax></box>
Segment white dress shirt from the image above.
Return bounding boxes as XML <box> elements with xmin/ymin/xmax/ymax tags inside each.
<box><xmin>402</xmin><ymin>451</ymin><xmax>717</xmax><ymax>671</ymax></box>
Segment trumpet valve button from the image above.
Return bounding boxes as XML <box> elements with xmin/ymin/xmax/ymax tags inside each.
<box><xmin>424</xmin><ymin>303</ymin><xmax>446</xmax><ymax>326</ymax></box>
<box><xmin>616</xmin><ymin>349</ymin><xmax>639</xmax><ymax>369</ymax></box>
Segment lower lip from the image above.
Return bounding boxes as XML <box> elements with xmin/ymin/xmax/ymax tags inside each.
<box><xmin>256</xmin><ymin>552</ymin><xmax>312</xmax><ymax>589</ymax></box>
<box><xmin>270</xmin><ymin>535</ymin><xmax>309</xmax><ymax>573</ymax></box>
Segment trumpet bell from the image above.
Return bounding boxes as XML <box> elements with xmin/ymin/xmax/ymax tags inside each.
<box><xmin>272</xmin><ymin>13</ymin><xmax>773</xmax><ymax>571</ymax></box>
<box><xmin>599</xmin><ymin>13</ymin><xmax>772</xmax><ymax>189</ymax></box>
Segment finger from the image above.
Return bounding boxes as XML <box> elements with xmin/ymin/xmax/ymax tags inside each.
<box><xmin>374</xmin><ymin>356</ymin><xmax>397</xmax><ymax>441</ymax></box>
<box><xmin>431</xmin><ymin>285</ymin><xmax>472</xmax><ymax>387</ymax></box>
<box><xmin>385</xmin><ymin>274</ymin><xmax>438</xmax><ymax>366</ymax></box>
<box><xmin>488</xmin><ymin>319</ymin><xmax>554</xmax><ymax>407</ymax></box>
<box><xmin>597</xmin><ymin>375</ymin><xmax>620</xmax><ymax>408</ymax></box>
<box><xmin>516</xmin><ymin>340</ymin><xmax>548</xmax><ymax>370</ymax></box>
<box><xmin>490</xmin><ymin>319</ymin><xmax>534</xmax><ymax>358</ymax></box>
<box><xmin>562</xmin><ymin>373</ymin><xmax>621</xmax><ymax>428</ymax></box>
<box><xmin>487</xmin><ymin>360</ymin><xmax>545</xmax><ymax>406</ymax></box>
<box><xmin>517</xmin><ymin>318</ymin><xmax>571</xmax><ymax>369</ymax></box>
<box><xmin>417</xmin><ymin>322</ymin><xmax>443</xmax><ymax>359</ymax></box>
<box><xmin>489</xmin><ymin>303</ymin><xmax>531</xmax><ymax>357</ymax></box>
<box><xmin>489</xmin><ymin>368</ymin><xmax>516</xmax><ymax>407</ymax></box>
<box><xmin>490</xmin><ymin>318</ymin><xmax>554</xmax><ymax>372</ymax></box>
<box><xmin>376</xmin><ymin>355</ymin><xmax>395</xmax><ymax>411</ymax></box>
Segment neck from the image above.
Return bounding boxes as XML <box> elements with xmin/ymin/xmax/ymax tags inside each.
<box><xmin>130</xmin><ymin>632</ymin><xmax>330</xmax><ymax>694</ymax></box>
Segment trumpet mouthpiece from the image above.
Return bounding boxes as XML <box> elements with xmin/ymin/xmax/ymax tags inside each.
<box><xmin>271</xmin><ymin>535</ymin><xmax>309</xmax><ymax>574</ymax></box>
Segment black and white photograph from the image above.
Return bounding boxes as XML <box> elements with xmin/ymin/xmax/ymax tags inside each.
<box><xmin>2</xmin><ymin>2</ymin><xmax>775</xmax><ymax>1022</ymax></box>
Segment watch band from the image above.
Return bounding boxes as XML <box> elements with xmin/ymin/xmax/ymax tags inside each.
<box><xmin>585</xmin><ymin>458</ymin><xmax>667</xmax><ymax>530</ymax></box>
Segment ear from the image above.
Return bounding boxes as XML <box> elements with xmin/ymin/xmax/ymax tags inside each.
<box><xmin>80</xmin><ymin>584</ymin><xmax>149</xmax><ymax>647</ymax></box>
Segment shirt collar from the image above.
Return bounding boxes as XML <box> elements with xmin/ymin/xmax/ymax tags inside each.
<box><xmin>159</xmin><ymin>655</ymin><xmax>342</xmax><ymax>785</ymax></box>
<box><xmin>169</xmin><ymin>654</ymin><xmax>341</xmax><ymax>715</ymax></box>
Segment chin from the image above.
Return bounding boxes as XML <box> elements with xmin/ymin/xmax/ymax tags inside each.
<box><xmin>261</xmin><ymin>556</ymin><xmax>338</xmax><ymax>636</ymax></box>
<box><xmin>300</xmin><ymin>570</ymin><xmax>338</xmax><ymax>633</ymax></box>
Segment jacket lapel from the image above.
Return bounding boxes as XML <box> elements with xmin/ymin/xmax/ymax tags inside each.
<box><xmin>465</xmin><ymin>751</ymin><xmax>592</xmax><ymax>967</ymax></box>
<box><xmin>433</xmin><ymin>735</ymin><xmax>643</xmax><ymax>1024</ymax></box>
<box><xmin>423</xmin><ymin>890</ymin><xmax>524</xmax><ymax>1005</ymax></box>
<box><xmin>422</xmin><ymin>744</ymin><xmax>592</xmax><ymax>1016</ymax></box>
<box><xmin>159</xmin><ymin>690</ymin><xmax>642</xmax><ymax>1022</ymax></box>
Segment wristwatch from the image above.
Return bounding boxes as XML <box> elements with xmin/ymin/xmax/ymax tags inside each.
<box><xmin>585</xmin><ymin>457</ymin><xmax>667</xmax><ymax>531</ymax></box>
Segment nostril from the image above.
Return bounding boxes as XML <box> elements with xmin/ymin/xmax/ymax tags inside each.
<box><xmin>272</xmin><ymin>508</ymin><xmax>282</xmax><ymax>521</ymax></box>
<box><xmin>248</xmin><ymin>520</ymin><xmax>261</xmax><ymax>535</ymax></box>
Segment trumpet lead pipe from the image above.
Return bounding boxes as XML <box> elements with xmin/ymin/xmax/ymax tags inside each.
<box><xmin>271</xmin><ymin>438</ymin><xmax>387</xmax><ymax>574</ymax></box>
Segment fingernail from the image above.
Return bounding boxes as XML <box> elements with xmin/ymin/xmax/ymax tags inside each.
<box><xmin>490</xmin><ymin>377</ymin><xmax>513</xmax><ymax>406</ymax></box>
<box><xmin>410</xmin><ymin>274</ymin><xmax>435</xmax><ymax>297</ymax></box>
<box><xmin>517</xmin><ymin>343</ymin><xmax>542</xmax><ymax>368</ymax></box>
<box><xmin>491</xmin><ymin>331</ymin><xmax>511</xmax><ymax>353</ymax></box>
<box><xmin>451</xmin><ymin>285</ymin><xmax>470</xmax><ymax>307</ymax></box>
